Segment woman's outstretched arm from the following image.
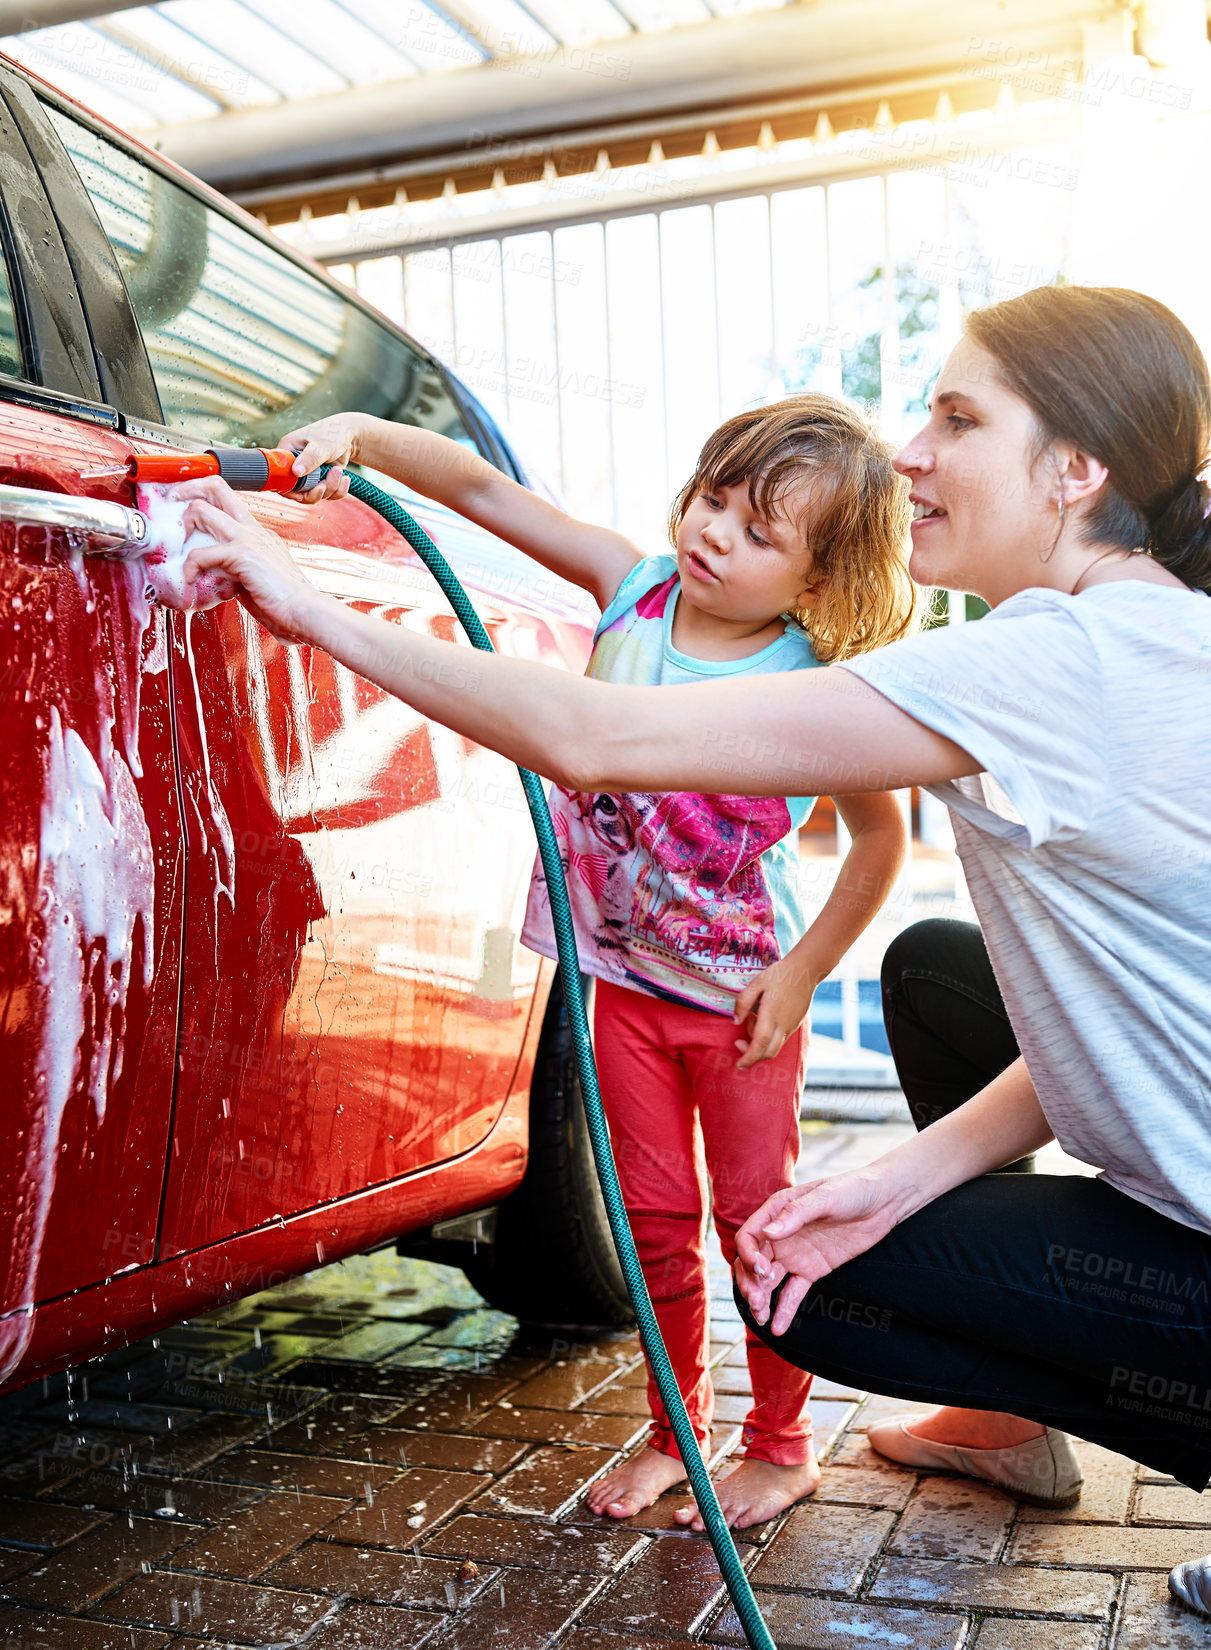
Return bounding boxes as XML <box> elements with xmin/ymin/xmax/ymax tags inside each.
<box><xmin>178</xmin><ymin>478</ymin><xmax>979</xmax><ymax>798</ymax></box>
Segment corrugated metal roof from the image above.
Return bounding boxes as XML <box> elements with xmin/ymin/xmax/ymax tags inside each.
<box><xmin>3</xmin><ymin>0</ymin><xmax>790</xmax><ymax>131</ymax></box>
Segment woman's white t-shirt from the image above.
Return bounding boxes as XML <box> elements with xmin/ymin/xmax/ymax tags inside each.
<box><xmin>841</xmin><ymin>581</ymin><xmax>1211</xmax><ymax>1237</ymax></box>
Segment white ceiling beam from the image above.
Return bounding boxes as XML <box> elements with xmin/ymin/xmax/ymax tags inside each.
<box><xmin>0</xmin><ymin>0</ymin><xmax>139</xmax><ymax>30</ymax></box>
<box><xmin>146</xmin><ymin>0</ymin><xmax>1119</xmax><ymax>192</ymax></box>
<box><xmin>302</xmin><ymin>102</ymin><xmax>1083</xmax><ymax>262</ymax></box>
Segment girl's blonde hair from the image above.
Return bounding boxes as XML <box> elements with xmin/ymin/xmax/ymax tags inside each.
<box><xmin>669</xmin><ymin>394</ymin><xmax>920</xmax><ymax>662</ymax></box>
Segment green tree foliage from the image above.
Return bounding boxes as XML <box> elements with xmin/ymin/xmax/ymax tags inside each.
<box><xmin>784</xmin><ymin>266</ymin><xmax>942</xmax><ymax>412</ymax></box>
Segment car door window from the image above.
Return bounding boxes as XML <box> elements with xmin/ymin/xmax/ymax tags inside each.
<box><xmin>0</xmin><ymin>242</ymin><xmax>23</xmax><ymax>380</ymax></box>
<box><xmin>43</xmin><ymin>104</ymin><xmax>473</xmax><ymax>451</ymax></box>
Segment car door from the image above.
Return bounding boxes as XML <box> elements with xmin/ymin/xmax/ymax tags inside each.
<box><xmin>0</xmin><ymin>72</ymin><xmax>183</xmax><ymax>1377</ymax></box>
<box><xmin>41</xmin><ymin>95</ymin><xmax>593</xmax><ymax>1254</ymax></box>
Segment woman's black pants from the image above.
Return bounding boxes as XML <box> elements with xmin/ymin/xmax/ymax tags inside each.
<box><xmin>738</xmin><ymin>918</ymin><xmax>1211</xmax><ymax>1490</ymax></box>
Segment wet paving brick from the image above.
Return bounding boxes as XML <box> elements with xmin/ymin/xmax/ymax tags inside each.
<box><xmin>467</xmin><ymin>1407</ymin><xmax>646</xmax><ymax>1450</ymax></box>
<box><xmin>219</xmin><ymin>1312</ymin><xmax>348</xmax><ymax>1338</ymax></box>
<box><xmin>278</xmin><ymin>1364</ymin><xmax>446</xmax><ymax>1402</ymax></box>
<box><xmin>1112</xmin><ymin>1573</ymin><xmax>1211</xmax><ymax>1648</ymax></box>
<box><xmin>826</xmin><ymin>1432</ymin><xmax>895</xmax><ymax>1470</ymax></box>
<box><xmin>471</xmin><ymin>1449</ymin><xmax>618</xmax><ymax>1519</ymax></box>
<box><xmin>388</xmin><ymin>1349</ymin><xmax>517</xmax><ymax>1375</ymax></box>
<box><xmin>1007</xmin><ymin>1521</ymin><xmax>1211</xmax><ymax>1570</ymax></box>
<box><xmin>54</xmin><ymin>1472</ymin><xmax>262</xmax><ymax>1524</ymax></box>
<box><xmin>0</xmin><ymin>1549</ymin><xmax>35</xmax><ymax>1584</ymax></box>
<box><xmin>707</xmin><ymin>1592</ymin><xmax>967</xmax><ymax>1649</ymax></box>
<box><xmin>972</xmin><ymin>1622</ymin><xmax>1105</xmax><ymax>1650</ymax></box>
<box><xmin>0</xmin><ymin>1423</ymin><xmax>58</xmax><ymax>1457</ymax></box>
<box><xmin>610</xmin><ymin>1365</ymin><xmax>647</xmax><ymax>1390</ymax></box>
<box><xmin>560</xmin><ymin>1631</ymin><xmax>699</xmax><ymax>1650</ymax></box>
<box><xmin>0</xmin><ymin>1499</ymin><xmax>109</xmax><ymax>1549</ymax></box>
<box><xmin>584</xmin><ymin>1537</ymin><xmax>738</xmax><ymax>1637</ymax></box>
<box><xmin>29</xmin><ymin>1404</ymin><xmax>197</xmax><ymax>1439</ymax></box>
<box><xmin>749</xmin><ymin>1503</ymin><xmax>895</xmax><ymax>1594</ymax></box>
<box><xmin>1133</xmin><ymin>1483</ymin><xmax>1211</xmax><ymax>1526</ymax></box>
<box><xmin>424</xmin><ymin>1313</ymin><xmax>519</xmax><ymax>1352</ymax></box>
<box><xmin>133</xmin><ymin>1417</ymin><xmax>267</xmax><ymax>1477</ymax></box>
<box><xmin>227</xmin><ymin>1338</ymin><xmax>338</xmax><ymax>1380</ymax></box>
<box><xmin>438</xmin><ymin>1570</ymin><xmax>604</xmax><ymax>1650</ymax></box>
<box><xmin>293</xmin><ymin>1599</ymin><xmax>444</xmax><ymax>1650</ymax></box>
<box><xmin>4</xmin><ymin>1516</ymin><xmax>193</xmax><ymax>1610</ymax></box>
<box><xmin>575</xmin><ymin>1388</ymin><xmax>651</xmax><ymax>1419</ymax></box>
<box><xmin>94</xmin><ymin>1571</ymin><xmax>335</xmax><ymax>1642</ymax></box>
<box><xmin>167</xmin><ymin>1491</ymin><xmax>351</xmax><ymax>1579</ymax></box>
<box><xmin>262</xmin><ymin>1399</ymin><xmax>403</xmax><ymax>1457</ymax></box>
<box><xmin>350</xmin><ymin>1430</ymin><xmax>526</xmax><ymax>1475</ymax></box>
<box><xmin>313</xmin><ymin>1325</ymin><xmax>434</xmax><ymax>1364</ymax></box>
<box><xmin>508</xmin><ymin>1362</ymin><xmax>635</xmax><ymax>1412</ymax></box>
<box><xmin>263</xmin><ymin>1542</ymin><xmax>499</xmax><ymax>1609</ymax></box>
<box><xmin>714</xmin><ymin>1343</ymin><xmax>752</xmax><ymax>1369</ymax></box>
<box><xmin>706</xmin><ymin>1396</ymin><xmax>754</xmax><ymax>1425</ymax></box>
<box><xmin>423</xmin><ymin>1514</ymin><xmax>645</xmax><ymax>1574</ymax></box>
<box><xmin>869</xmin><ymin>1556</ymin><xmax>1117</xmax><ymax>1616</ymax></box>
<box><xmin>387</xmin><ymin>1379</ymin><xmax>518</xmax><ymax>1433</ymax></box>
<box><xmin>814</xmin><ymin>1463</ymin><xmax>917</xmax><ymax>1510</ymax></box>
<box><xmin>0</xmin><ymin>1603</ymin><xmax>171</xmax><ymax>1650</ymax></box>
<box><xmin>708</xmin><ymin>1368</ymin><xmax>753</xmax><ymax>1397</ymax></box>
<box><xmin>325</xmin><ymin>1469</ymin><xmax>491</xmax><ymax>1546</ymax></box>
<box><xmin>887</xmin><ymin>1477</ymin><xmax>1016</xmax><ymax>1561</ymax></box>
<box><xmin>807</xmin><ymin>1400</ymin><xmax>862</xmax><ymax>1449</ymax></box>
<box><xmin>0</xmin><ymin>1435</ymin><xmax>149</xmax><ymax>1500</ymax></box>
<box><xmin>205</xmin><ymin>1452</ymin><xmax>398</xmax><ymax>1500</ymax></box>
<box><xmin>155</xmin><ymin>1330</ymin><xmax>252</xmax><ymax>1358</ymax></box>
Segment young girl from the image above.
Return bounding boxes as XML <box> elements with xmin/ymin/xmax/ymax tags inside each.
<box><xmin>192</xmin><ymin>394</ymin><xmax>918</xmax><ymax>1530</ymax></box>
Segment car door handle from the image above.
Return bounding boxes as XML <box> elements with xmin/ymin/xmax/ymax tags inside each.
<box><xmin>0</xmin><ymin>482</ymin><xmax>147</xmax><ymax>554</ymax></box>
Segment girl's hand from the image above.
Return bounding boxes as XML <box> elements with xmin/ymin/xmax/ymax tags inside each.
<box><xmin>733</xmin><ymin>956</ymin><xmax>818</xmax><ymax>1069</ymax></box>
<box><xmin>171</xmin><ymin>476</ymin><xmax>330</xmax><ymax>643</ymax></box>
<box><xmin>734</xmin><ymin>1169</ymin><xmax>911</xmax><ymax>1335</ymax></box>
<box><xmin>277</xmin><ymin>413</ymin><xmax>367</xmax><ymax>503</ymax></box>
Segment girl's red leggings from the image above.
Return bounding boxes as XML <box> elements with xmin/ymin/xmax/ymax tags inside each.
<box><xmin>593</xmin><ymin>976</ymin><xmax>813</xmax><ymax>1466</ymax></box>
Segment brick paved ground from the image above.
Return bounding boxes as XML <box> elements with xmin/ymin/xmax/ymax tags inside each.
<box><xmin>0</xmin><ymin>1120</ymin><xmax>1208</xmax><ymax>1650</ymax></box>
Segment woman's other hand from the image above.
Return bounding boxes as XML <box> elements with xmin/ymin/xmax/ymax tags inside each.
<box><xmin>277</xmin><ymin>413</ymin><xmax>367</xmax><ymax>503</ymax></box>
<box><xmin>733</xmin><ymin>955</ymin><xmax>818</xmax><ymax>1069</ymax></box>
<box><xmin>172</xmin><ymin>476</ymin><xmax>329</xmax><ymax>644</ymax></box>
<box><xmin>734</xmin><ymin>1169</ymin><xmax>910</xmax><ymax>1335</ymax></box>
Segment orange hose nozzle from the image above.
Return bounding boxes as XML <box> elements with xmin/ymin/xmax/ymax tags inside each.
<box><xmin>127</xmin><ymin>448</ymin><xmax>318</xmax><ymax>493</ymax></box>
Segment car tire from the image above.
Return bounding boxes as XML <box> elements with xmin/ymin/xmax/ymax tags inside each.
<box><xmin>467</xmin><ymin>974</ymin><xmax>635</xmax><ymax>1330</ymax></box>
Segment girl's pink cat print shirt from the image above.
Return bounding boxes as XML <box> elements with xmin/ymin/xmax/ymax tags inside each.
<box><xmin>522</xmin><ymin>554</ymin><xmax>821</xmax><ymax>1013</ymax></box>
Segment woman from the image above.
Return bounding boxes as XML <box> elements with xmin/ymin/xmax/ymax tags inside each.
<box><xmin>178</xmin><ymin>284</ymin><xmax>1211</xmax><ymax>1610</ymax></box>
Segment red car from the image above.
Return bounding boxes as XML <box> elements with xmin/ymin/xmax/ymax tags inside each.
<box><xmin>0</xmin><ymin>51</ymin><xmax>631</xmax><ymax>1395</ymax></box>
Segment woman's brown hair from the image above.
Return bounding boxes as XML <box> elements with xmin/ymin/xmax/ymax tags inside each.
<box><xmin>966</xmin><ymin>285</ymin><xmax>1211</xmax><ymax>591</ymax></box>
<box><xmin>669</xmin><ymin>394</ymin><xmax>919</xmax><ymax>663</ymax></box>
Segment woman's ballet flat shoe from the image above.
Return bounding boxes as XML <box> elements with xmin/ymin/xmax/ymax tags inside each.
<box><xmin>1169</xmin><ymin>1555</ymin><xmax>1211</xmax><ymax>1617</ymax></box>
<box><xmin>866</xmin><ymin>1415</ymin><xmax>1084</xmax><ymax>1508</ymax></box>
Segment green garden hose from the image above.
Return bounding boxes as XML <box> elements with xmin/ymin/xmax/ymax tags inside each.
<box><xmin>335</xmin><ymin>468</ymin><xmax>774</xmax><ymax>1650</ymax></box>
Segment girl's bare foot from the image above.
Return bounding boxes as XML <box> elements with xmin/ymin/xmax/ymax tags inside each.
<box><xmin>673</xmin><ymin>1452</ymin><xmax>821</xmax><ymax>1531</ymax></box>
<box><xmin>586</xmin><ymin>1446</ymin><xmax>689</xmax><ymax>1519</ymax></box>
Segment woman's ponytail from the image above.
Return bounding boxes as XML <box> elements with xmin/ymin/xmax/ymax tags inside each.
<box><xmin>1147</xmin><ymin>474</ymin><xmax>1211</xmax><ymax>594</ymax></box>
